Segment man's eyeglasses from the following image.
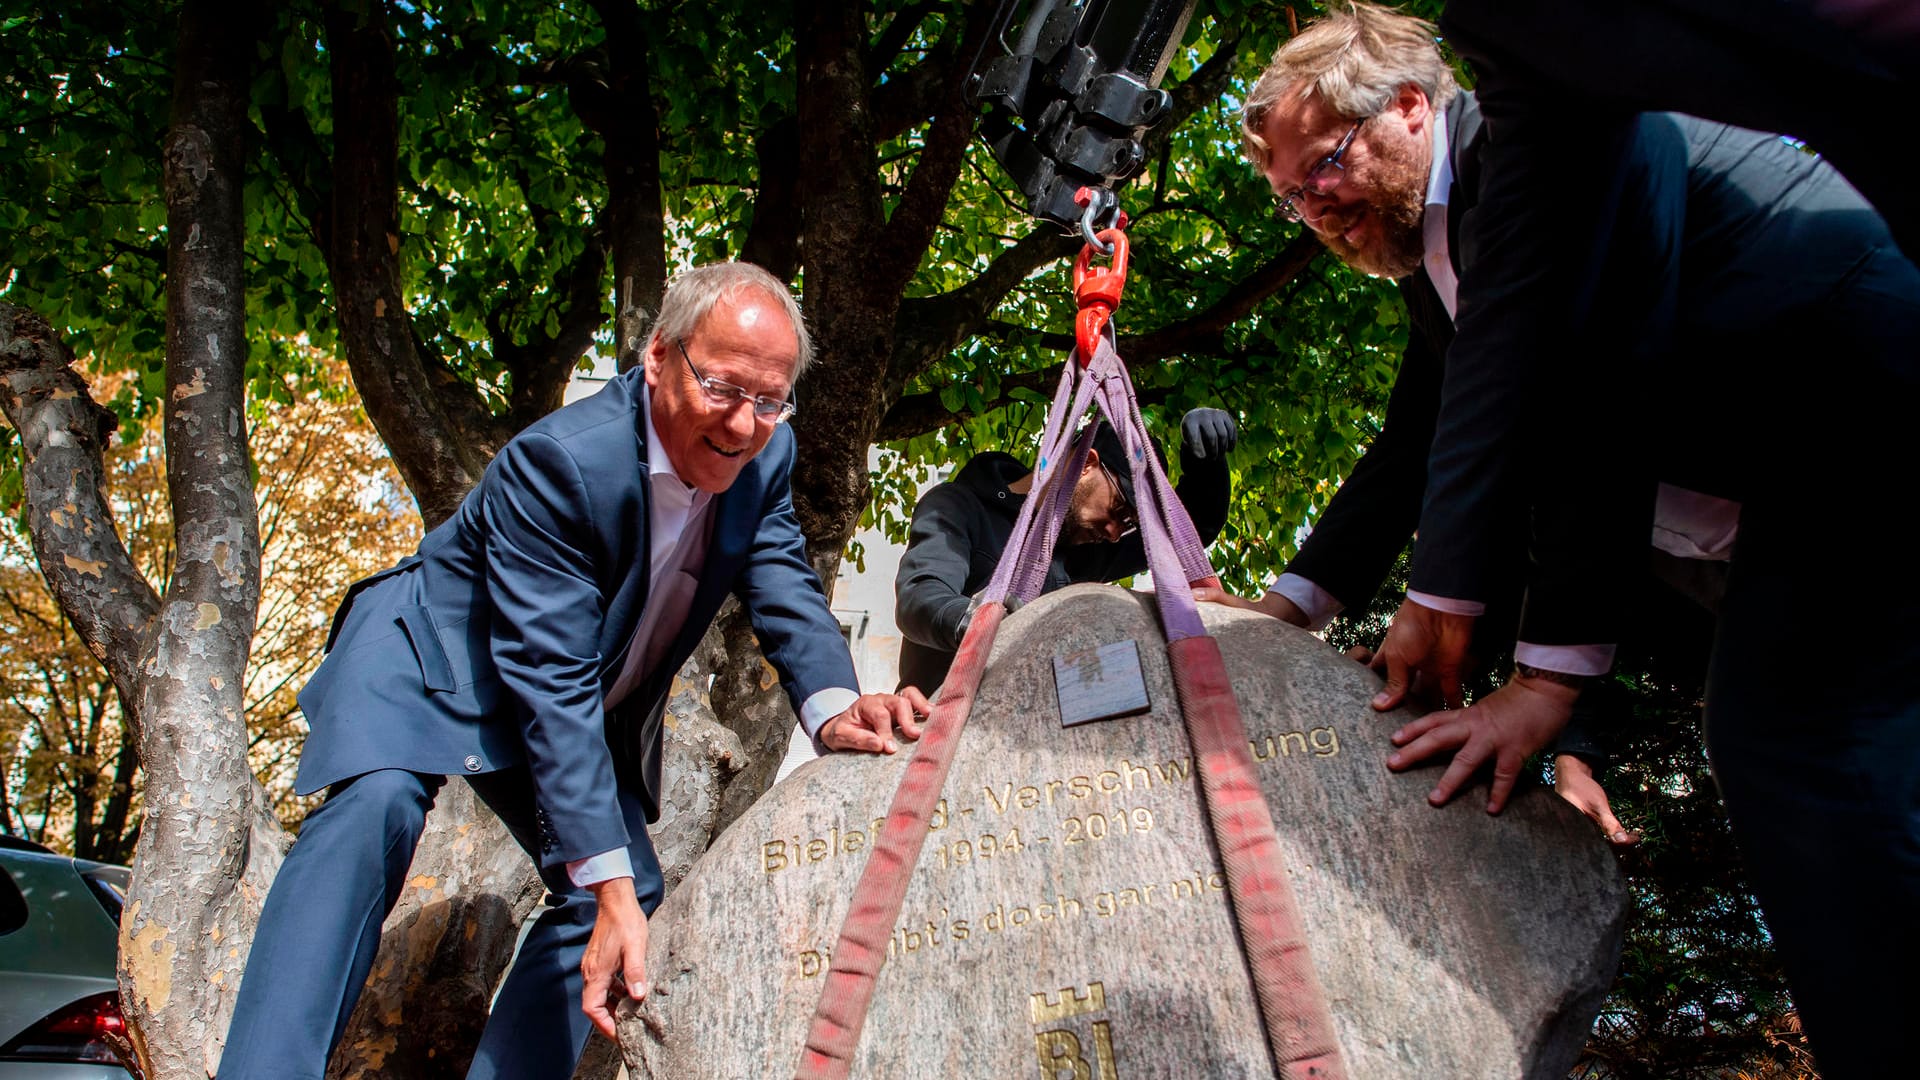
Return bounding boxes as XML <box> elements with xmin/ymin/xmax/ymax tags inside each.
<box><xmin>1098</xmin><ymin>460</ymin><xmax>1139</xmax><ymax>535</ymax></box>
<box><xmin>676</xmin><ymin>338</ymin><xmax>796</xmax><ymax>424</ymax></box>
<box><xmin>1275</xmin><ymin>118</ymin><xmax>1365</xmax><ymax>224</ymax></box>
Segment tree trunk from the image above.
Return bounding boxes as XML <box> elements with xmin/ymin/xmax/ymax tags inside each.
<box><xmin>116</xmin><ymin>1</ymin><xmax>277</xmax><ymax>1074</ymax></box>
<box><xmin>686</xmin><ymin>602</ymin><xmax>787</xmax><ymax>845</ymax></box>
<box><xmin>91</xmin><ymin>734</ymin><xmax>142</xmax><ymax>864</ymax></box>
<box><xmin>583</xmin><ymin>0</ymin><xmax>669</xmax><ymax>371</ymax></box>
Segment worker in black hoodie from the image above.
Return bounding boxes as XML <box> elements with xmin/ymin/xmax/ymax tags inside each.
<box><xmin>895</xmin><ymin>411</ymin><xmax>1237</xmax><ymax>695</ymax></box>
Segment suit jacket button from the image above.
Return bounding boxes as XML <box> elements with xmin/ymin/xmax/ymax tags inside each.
<box><xmin>463</xmin><ymin>755</ymin><xmax>483</xmax><ymax>772</ymax></box>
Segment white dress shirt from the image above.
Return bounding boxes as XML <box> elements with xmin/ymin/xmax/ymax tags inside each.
<box><xmin>568</xmin><ymin>399</ymin><xmax>858</xmax><ymax>887</ymax></box>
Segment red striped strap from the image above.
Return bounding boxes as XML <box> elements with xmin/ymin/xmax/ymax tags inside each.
<box><xmin>1169</xmin><ymin>634</ymin><xmax>1347</xmax><ymax>1078</ymax></box>
<box><xmin>794</xmin><ymin>601</ymin><xmax>1005</xmax><ymax>1078</ymax></box>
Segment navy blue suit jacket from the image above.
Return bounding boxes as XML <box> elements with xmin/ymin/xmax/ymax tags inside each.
<box><xmin>293</xmin><ymin>366</ymin><xmax>856</xmax><ymax>869</ymax></box>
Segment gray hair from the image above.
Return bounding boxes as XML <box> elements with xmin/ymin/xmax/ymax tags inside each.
<box><xmin>645</xmin><ymin>261</ymin><xmax>813</xmax><ymax>379</ymax></box>
<box><xmin>1241</xmin><ymin>2</ymin><xmax>1459</xmax><ymax>168</ymax></box>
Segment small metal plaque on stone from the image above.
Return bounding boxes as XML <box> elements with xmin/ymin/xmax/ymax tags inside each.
<box><xmin>1052</xmin><ymin>639</ymin><xmax>1151</xmax><ymax>727</ymax></box>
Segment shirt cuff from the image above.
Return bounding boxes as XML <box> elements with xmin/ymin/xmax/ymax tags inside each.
<box><xmin>566</xmin><ymin>848</ymin><xmax>634</xmax><ymax>889</ymax></box>
<box><xmin>1268</xmin><ymin>573</ymin><xmax>1344</xmax><ymax>632</ymax></box>
<box><xmin>800</xmin><ymin>686</ymin><xmax>861</xmax><ymax>747</ymax></box>
<box><xmin>1405</xmin><ymin>589</ymin><xmax>1486</xmax><ymax>617</ymax></box>
<box><xmin>1514</xmin><ymin>642</ymin><xmax>1617</xmax><ymax>677</ymax></box>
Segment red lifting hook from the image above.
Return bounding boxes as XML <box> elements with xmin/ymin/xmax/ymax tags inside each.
<box><xmin>1071</xmin><ymin>188</ymin><xmax>1130</xmax><ymax>366</ymax></box>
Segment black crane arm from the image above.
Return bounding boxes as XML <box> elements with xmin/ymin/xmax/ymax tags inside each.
<box><xmin>966</xmin><ymin>0</ymin><xmax>1200</xmax><ymax>232</ymax></box>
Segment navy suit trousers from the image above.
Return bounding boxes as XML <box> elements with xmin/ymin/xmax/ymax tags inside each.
<box><xmin>218</xmin><ymin>767</ymin><xmax>663</xmax><ymax>1080</ymax></box>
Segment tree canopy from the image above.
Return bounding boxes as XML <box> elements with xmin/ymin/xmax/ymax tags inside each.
<box><xmin>3</xmin><ymin>0</ymin><xmax>1411</xmax><ymax>588</ymax></box>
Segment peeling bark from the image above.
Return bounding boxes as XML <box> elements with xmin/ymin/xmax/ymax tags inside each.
<box><xmin>695</xmin><ymin>601</ymin><xmax>792</xmax><ymax>844</ymax></box>
<box><xmin>112</xmin><ymin>2</ymin><xmax>279</xmax><ymax>1075</ymax></box>
<box><xmin>652</xmin><ymin>649</ymin><xmax>747</xmax><ymax>887</ymax></box>
<box><xmin>0</xmin><ymin>308</ymin><xmax>155</xmax><ymax>710</ymax></box>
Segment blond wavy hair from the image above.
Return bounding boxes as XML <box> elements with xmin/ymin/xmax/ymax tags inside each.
<box><xmin>1241</xmin><ymin>3</ymin><xmax>1459</xmax><ymax>168</ymax></box>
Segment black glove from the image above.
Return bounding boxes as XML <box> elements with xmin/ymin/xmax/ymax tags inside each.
<box><xmin>1180</xmin><ymin>408</ymin><xmax>1238</xmax><ymax>460</ymax></box>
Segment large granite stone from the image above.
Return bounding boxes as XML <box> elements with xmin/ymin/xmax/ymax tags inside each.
<box><xmin>626</xmin><ymin>585</ymin><xmax>1625</xmax><ymax>1078</ymax></box>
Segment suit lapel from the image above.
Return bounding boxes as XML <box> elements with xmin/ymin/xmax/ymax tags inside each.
<box><xmin>598</xmin><ymin>374</ymin><xmax>656</xmax><ymax>684</ymax></box>
<box><xmin>1444</xmin><ymin>92</ymin><xmax>1484</xmax><ymax>276</ymax></box>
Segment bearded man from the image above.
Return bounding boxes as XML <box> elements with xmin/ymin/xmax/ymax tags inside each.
<box><xmin>1204</xmin><ymin>5</ymin><xmax>1920</xmax><ymax>1075</ymax></box>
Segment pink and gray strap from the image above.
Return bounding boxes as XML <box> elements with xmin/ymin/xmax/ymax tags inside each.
<box><xmin>796</xmin><ymin>331</ymin><xmax>1348</xmax><ymax>1080</ymax></box>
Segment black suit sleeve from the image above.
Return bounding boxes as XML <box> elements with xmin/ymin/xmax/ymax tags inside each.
<box><xmin>1412</xmin><ymin>106</ymin><xmax>1687</xmax><ymax>649</ymax></box>
<box><xmin>1282</xmin><ymin>278</ymin><xmax>1448</xmax><ymax>613</ymax></box>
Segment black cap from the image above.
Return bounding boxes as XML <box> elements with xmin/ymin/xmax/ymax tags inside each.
<box><xmin>1086</xmin><ymin>420</ymin><xmax>1166</xmax><ymax>509</ymax></box>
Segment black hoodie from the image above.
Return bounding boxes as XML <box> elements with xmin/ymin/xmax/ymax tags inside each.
<box><xmin>893</xmin><ymin>443</ymin><xmax>1228</xmax><ymax>694</ymax></box>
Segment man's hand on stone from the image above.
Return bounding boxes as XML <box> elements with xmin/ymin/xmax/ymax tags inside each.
<box><xmin>820</xmin><ymin>688</ymin><xmax>932</xmax><ymax>754</ymax></box>
<box><xmin>1192</xmin><ymin>585</ymin><xmax>1310</xmax><ymax>628</ymax></box>
<box><xmin>1385</xmin><ymin>674</ymin><xmax>1579</xmax><ymax>814</ymax></box>
<box><xmin>581</xmin><ymin>877</ymin><xmax>649</xmax><ymax>1040</ymax></box>
<box><xmin>1553</xmin><ymin>752</ymin><xmax>1640</xmax><ymax>846</ymax></box>
<box><xmin>1180</xmin><ymin>408</ymin><xmax>1239</xmax><ymax>459</ymax></box>
<box><xmin>1370</xmin><ymin>598</ymin><xmax>1476</xmax><ymax>711</ymax></box>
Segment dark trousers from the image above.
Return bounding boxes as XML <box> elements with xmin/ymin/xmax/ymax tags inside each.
<box><xmin>1693</xmin><ymin>241</ymin><xmax>1919</xmax><ymax>1074</ymax></box>
<box><xmin>1705</xmin><ymin>486</ymin><xmax>1920</xmax><ymax>1075</ymax></box>
<box><xmin>218</xmin><ymin>767</ymin><xmax>663</xmax><ymax>1080</ymax></box>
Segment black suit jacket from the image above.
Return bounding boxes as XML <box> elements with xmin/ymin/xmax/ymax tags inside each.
<box><xmin>1440</xmin><ymin>0</ymin><xmax>1918</xmax><ymax>263</ymax></box>
<box><xmin>1288</xmin><ymin>93</ymin><xmax>1917</xmax><ymax>648</ymax></box>
<box><xmin>1285</xmin><ymin>93</ymin><xmax>1488</xmax><ymax>616</ymax></box>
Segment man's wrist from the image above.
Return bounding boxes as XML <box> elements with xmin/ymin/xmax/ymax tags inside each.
<box><xmin>1514</xmin><ymin>662</ymin><xmax>1589</xmax><ymax>695</ymax></box>
<box><xmin>817</xmin><ymin>711</ymin><xmax>845</xmax><ymax>746</ymax></box>
<box><xmin>567</xmin><ymin>848</ymin><xmax>635</xmax><ymax>889</ymax></box>
<box><xmin>1405</xmin><ymin>589</ymin><xmax>1486</xmax><ymax>617</ymax></box>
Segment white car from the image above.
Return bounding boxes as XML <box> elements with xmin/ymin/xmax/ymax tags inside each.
<box><xmin>0</xmin><ymin>836</ymin><xmax>133</xmax><ymax>1079</ymax></box>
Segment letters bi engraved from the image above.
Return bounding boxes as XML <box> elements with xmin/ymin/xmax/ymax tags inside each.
<box><xmin>1031</xmin><ymin>981</ymin><xmax>1119</xmax><ymax>1079</ymax></box>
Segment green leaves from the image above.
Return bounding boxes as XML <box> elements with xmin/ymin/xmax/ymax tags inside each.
<box><xmin>5</xmin><ymin>0</ymin><xmax>1403</xmax><ymax>601</ymax></box>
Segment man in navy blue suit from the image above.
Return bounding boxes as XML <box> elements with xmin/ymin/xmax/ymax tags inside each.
<box><xmin>219</xmin><ymin>262</ymin><xmax>930</xmax><ymax>1080</ymax></box>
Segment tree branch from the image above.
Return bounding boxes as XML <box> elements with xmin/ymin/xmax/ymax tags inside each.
<box><xmin>867</xmin><ymin>1</ymin><xmax>938</xmax><ymax>77</ymax></box>
<box><xmin>324</xmin><ymin>0</ymin><xmax>488</xmax><ymax>528</ymax></box>
<box><xmin>583</xmin><ymin>0</ymin><xmax>669</xmax><ymax>367</ymax></box>
<box><xmin>877</xmin><ymin>8</ymin><xmax>989</xmax><ymax>295</ymax></box>
<box><xmin>1139</xmin><ymin>29</ymin><xmax>1244</xmax><ymax>169</ymax></box>
<box><xmin>877</xmin><ymin>232</ymin><xmax>1324</xmax><ymax>438</ymax></box>
<box><xmin>506</xmin><ymin>225</ymin><xmax>611</xmax><ymax>431</ymax></box>
<box><xmin>1125</xmin><ymin>231</ymin><xmax>1323</xmax><ymax>362</ymax></box>
<box><xmin>738</xmin><ymin>117</ymin><xmax>803</xmax><ymax>283</ymax></box>
<box><xmin>0</xmin><ymin>305</ymin><xmax>158</xmax><ymax>730</ymax></box>
<box><xmin>890</xmin><ymin>224</ymin><xmax>1081</xmax><ymax>385</ymax></box>
<box><xmin>870</xmin><ymin>49</ymin><xmax>952</xmax><ymax>143</ymax></box>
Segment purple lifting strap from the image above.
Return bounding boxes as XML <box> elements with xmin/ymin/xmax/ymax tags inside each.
<box><xmin>795</xmin><ymin>329</ymin><xmax>1347</xmax><ymax>1080</ymax></box>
